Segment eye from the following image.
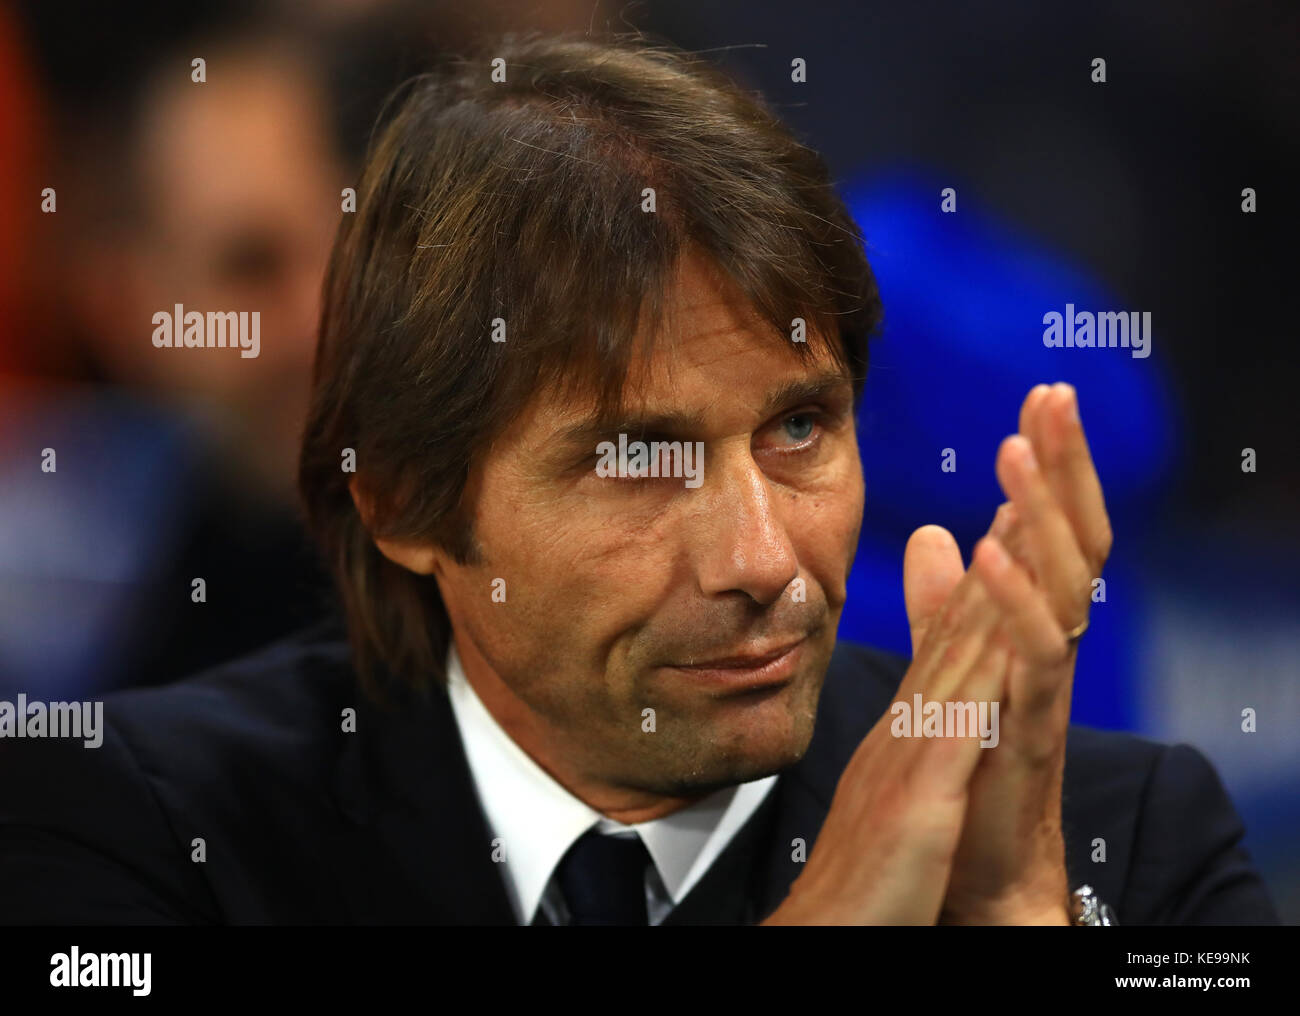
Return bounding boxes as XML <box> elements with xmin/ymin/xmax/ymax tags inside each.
<box><xmin>214</xmin><ymin>231</ymin><xmax>288</xmax><ymax>285</ymax></box>
<box><xmin>781</xmin><ymin>413</ymin><xmax>817</xmax><ymax>443</ymax></box>
<box><xmin>756</xmin><ymin>405</ymin><xmax>839</xmax><ymax>460</ymax></box>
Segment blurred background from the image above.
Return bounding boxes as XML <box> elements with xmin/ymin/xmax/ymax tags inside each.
<box><xmin>0</xmin><ymin>0</ymin><xmax>1295</xmax><ymax>920</ymax></box>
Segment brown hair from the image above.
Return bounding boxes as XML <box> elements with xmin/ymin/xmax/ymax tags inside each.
<box><xmin>298</xmin><ymin>32</ymin><xmax>884</xmax><ymax>699</ymax></box>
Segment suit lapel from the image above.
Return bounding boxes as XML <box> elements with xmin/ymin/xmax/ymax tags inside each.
<box><xmin>660</xmin><ymin>784</ymin><xmax>781</xmax><ymax>925</ymax></box>
<box><xmin>327</xmin><ymin>675</ymin><xmax>516</xmax><ymax>924</ymax></box>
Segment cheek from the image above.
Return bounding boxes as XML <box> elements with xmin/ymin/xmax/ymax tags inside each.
<box><xmin>792</xmin><ymin>454</ymin><xmax>864</xmax><ymax>599</ymax></box>
<box><xmin>464</xmin><ymin>483</ymin><xmax>678</xmax><ymax>662</ymax></box>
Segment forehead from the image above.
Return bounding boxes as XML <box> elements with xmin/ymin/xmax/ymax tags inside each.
<box><xmin>141</xmin><ymin>53</ymin><xmax>333</xmax><ymax>223</ymax></box>
<box><xmin>511</xmin><ymin>251</ymin><xmax>851</xmax><ymax>445</ymax></box>
<box><xmin>648</xmin><ymin>256</ymin><xmax>781</xmax><ymax>372</ymax></box>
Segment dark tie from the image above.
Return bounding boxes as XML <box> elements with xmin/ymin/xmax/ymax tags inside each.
<box><xmin>553</xmin><ymin>829</ymin><xmax>652</xmax><ymax>925</ymax></box>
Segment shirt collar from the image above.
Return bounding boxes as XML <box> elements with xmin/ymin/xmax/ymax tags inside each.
<box><xmin>445</xmin><ymin>641</ymin><xmax>776</xmax><ymax>924</ymax></box>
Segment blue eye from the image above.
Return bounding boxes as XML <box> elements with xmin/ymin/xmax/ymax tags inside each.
<box><xmin>783</xmin><ymin>414</ymin><xmax>816</xmax><ymax>442</ymax></box>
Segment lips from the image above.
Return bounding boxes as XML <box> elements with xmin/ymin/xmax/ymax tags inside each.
<box><xmin>663</xmin><ymin>636</ymin><xmax>809</xmax><ymax>694</ymax></box>
<box><xmin>675</xmin><ymin>639</ymin><xmax>806</xmax><ymax>670</ymax></box>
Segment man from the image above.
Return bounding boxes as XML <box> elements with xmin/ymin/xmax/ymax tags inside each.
<box><xmin>0</xmin><ymin>34</ymin><xmax>1277</xmax><ymax>925</ymax></box>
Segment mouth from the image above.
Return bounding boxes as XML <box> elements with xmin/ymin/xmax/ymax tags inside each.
<box><xmin>663</xmin><ymin>636</ymin><xmax>808</xmax><ymax>694</ymax></box>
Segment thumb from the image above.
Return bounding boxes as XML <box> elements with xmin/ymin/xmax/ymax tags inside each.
<box><xmin>903</xmin><ymin>525</ymin><xmax>965</xmax><ymax>657</ymax></box>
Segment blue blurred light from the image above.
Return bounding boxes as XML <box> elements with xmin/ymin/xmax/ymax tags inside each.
<box><xmin>842</xmin><ymin>167</ymin><xmax>1178</xmax><ymax>539</ymax></box>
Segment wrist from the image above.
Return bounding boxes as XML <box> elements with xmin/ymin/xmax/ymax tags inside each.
<box><xmin>1007</xmin><ymin>902</ymin><xmax>1071</xmax><ymax>925</ymax></box>
<box><xmin>941</xmin><ymin>902</ymin><xmax>1070</xmax><ymax>925</ymax></box>
<box><xmin>941</xmin><ymin>877</ymin><xmax>1072</xmax><ymax>925</ymax></box>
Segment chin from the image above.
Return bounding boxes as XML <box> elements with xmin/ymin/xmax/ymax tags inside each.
<box><xmin>658</xmin><ymin>690</ymin><xmax>819</xmax><ymax>794</ymax></box>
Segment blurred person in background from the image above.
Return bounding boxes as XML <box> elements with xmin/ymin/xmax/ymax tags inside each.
<box><xmin>0</xmin><ymin>4</ymin><xmax>344</xmax><ymax>691</ymax></box>
<box><xmin>1</xmin><ymin>0</ymin><xmax>619</xmax><ymax>694</ymax></box>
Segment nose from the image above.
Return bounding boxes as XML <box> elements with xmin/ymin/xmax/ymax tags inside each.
<box><xmin>690</xmin><ymin>444</ymin><xmax>800</xmax><ymax>606</ymax></box>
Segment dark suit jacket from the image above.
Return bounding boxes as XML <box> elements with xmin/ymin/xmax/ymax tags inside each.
<box><xmin>0</xmin><ymin>616</ymin><xmax>1279</xmax><ymax>924</ymax></box>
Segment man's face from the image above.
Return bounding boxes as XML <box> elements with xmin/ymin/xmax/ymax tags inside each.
<box><xmin>432</xmin><ymin>253</ymin><xmax>865</xmax><ymax>807</ymax></box>
<box><xmin>85</xmin><ymin>49</ymin><xmax>339</xmax><ymax>503</ymax></box>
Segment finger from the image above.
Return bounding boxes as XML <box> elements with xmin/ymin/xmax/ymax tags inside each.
<box><xmin>971</xmin><ymin>536</ymin><xmax>1069</xmax><ymax>672</ymax></box>
<box><xmin>911</xmin><ymin>657</ymin><xmax>1005</xmax><ymax>793</ymax></box>
<box><xmin>1018</xmin><ymin>384</ymin><xmax>1053</xmax><ymax>446</ymax></box>
<box><xmin>955</xmin><ymin>629</ymin><xmax>1012</xmax><ymax>740</ymax></box>
<box><xmin>1035</xmin><ymin>383</ymin><xmax>1113</xmax><ymax>573</ymax></box>
<box><xmin>904</xmin><ymin>614</ymin><xmax>1012</xmax><ymax>797</ymax></box>
<box><xmin>987</xmin><ymin>501</ymin><xmax>1032</xmax><ymax>573</ymax></box>
<box><xmin>908</xmin><ymin>565</ymin><xmax>1003</xmax><ymax>704</ymax></box>
<box><xmin>903</xmin><ymin>525</ymin><xmax>965</xmax><ymax>657</ymax></box>
<box><xmin>989</xmin><ymin>501</ymin><xmax>1014</xmax><ymax>539</ymax></box>
<box><xmin>995</xmin><ymin>435</ymin><xmax>1091</xmax><ymax>630</ymax></box>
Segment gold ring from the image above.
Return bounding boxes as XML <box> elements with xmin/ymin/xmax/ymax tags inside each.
<box><xmin>1065</xmin><ymin>618</ymin><xmax>1089</xmax><ymax>644</ymax></box>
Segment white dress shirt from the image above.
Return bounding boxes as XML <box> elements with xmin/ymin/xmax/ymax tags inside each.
<box><xmin>445</xmin><ymin>642</ymin><xmax>778</xmax><ymax>925</ymax></box>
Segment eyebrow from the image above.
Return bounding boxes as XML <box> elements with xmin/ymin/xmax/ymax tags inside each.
<box><xmin>551</xmin><ymin>367</ymin><xmax>855</xmax><ymax>448</ymax></box>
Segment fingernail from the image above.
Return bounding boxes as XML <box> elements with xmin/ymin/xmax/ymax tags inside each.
<box><xmin>1066</xmin><ymin>385</ymin><xmax>1080</xmax><ymax>423</ymax></box>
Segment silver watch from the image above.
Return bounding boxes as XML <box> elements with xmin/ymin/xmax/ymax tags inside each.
<box><xmin>1069</xmin><ymin>884</ymin><xmax>1118</xmax><ymax>925</ymax></box>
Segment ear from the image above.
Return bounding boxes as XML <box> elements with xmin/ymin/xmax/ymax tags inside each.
<box><xmin>347</xmin><ymin>475</ymin><xmax>440</xmax><ymax>576</ymax></box>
